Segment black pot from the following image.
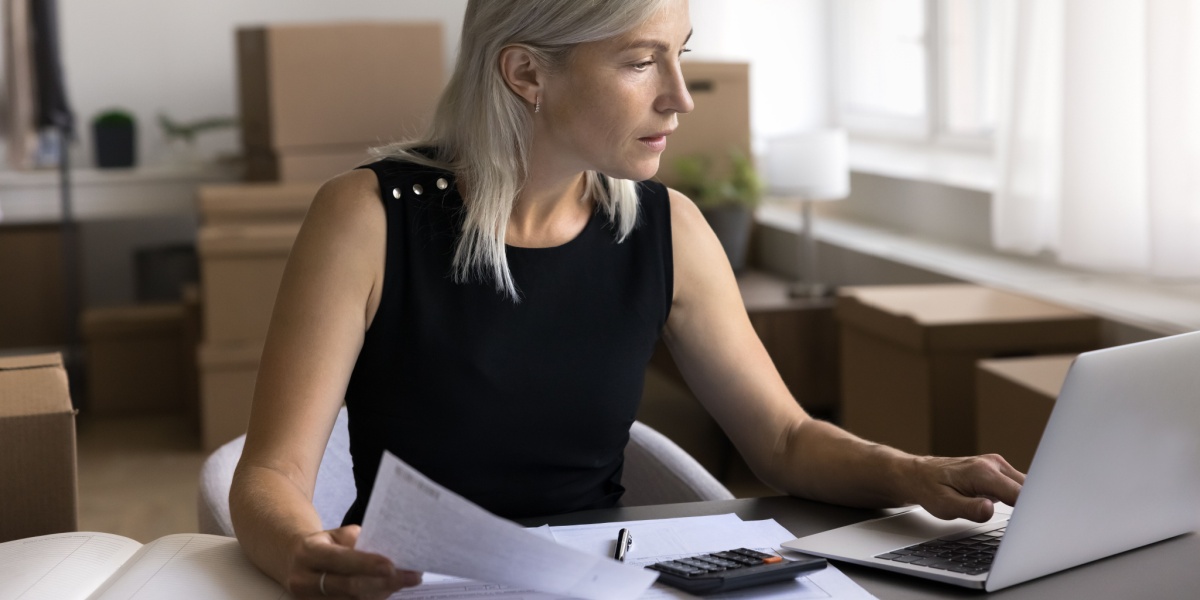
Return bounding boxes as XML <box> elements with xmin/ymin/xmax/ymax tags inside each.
<box><xmin>700</xmin><ymin>205</ymin><xmax>753</xmax><ymax>272</ymax></box>
<box><xmin>93</xmin><ymin>120</ymin><xmax>136</xmax><ymax>168</ymax></box>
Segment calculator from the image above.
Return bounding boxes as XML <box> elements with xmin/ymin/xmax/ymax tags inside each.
<box><xmin>645</xmin><ymin>548</ymin><xmax>827</xmax><ymax>595</ymax></box>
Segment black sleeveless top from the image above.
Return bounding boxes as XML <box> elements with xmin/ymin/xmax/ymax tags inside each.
<box><xmin>340</xmin><ymin>157</ymin><xmax>673</xmax><ymax>525</ymax></box>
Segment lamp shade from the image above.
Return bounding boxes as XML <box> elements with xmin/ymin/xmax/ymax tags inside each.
<box><xmin>765</xmin><ymin>130</ymin><xmax>849</xmax><ymax>201</ymax></box>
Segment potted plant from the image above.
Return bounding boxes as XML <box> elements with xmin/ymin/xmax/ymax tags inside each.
<box><xmin>672</xmin><ymin>150</ymin><xmax>764</xmax><ymax>272</ymax></box>
<box><xmin>92</xmin><ymin>109</ymin><xmax>137</xmax><ymax>168</ymax></box>
<box><xmin>158</xmin><ymin>113</ymin><xmax>239</xmax><ymax>165</ymax></box>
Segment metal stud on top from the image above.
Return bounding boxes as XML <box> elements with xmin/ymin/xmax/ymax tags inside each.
<box><xmin>413</xmin><ymin>184</ymin><xmax>424</xmax><ymax>196</ymax></box>
<box><xmin>436</xmin><ymin>178</ymin><xmax>449</xmax><ymax>190</ymax></box>
<box><xmin>392</xmin><ymin>188</ymin><xmax>402</xmax><ymax>199</ymax></box>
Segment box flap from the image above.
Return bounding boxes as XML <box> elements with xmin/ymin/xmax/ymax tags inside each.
<box><xmin>0</xmin><ymin>353</ymin><xmax>72</xmax><ymax>418</ymax></box>
<box><xmin>837</xmin><ymin>284</ymin><xmax>1100</xmax><ymax>351</ymax></box>
<box><xmin>978</xmin><ymin>355</ymin><xmax>1077</xmax><ymax>399</ymax></box>
<box><xmin>197</xmin><ymin>182</ymin><xmax>321</xmax><ymax>223</ymax></box>
<box><xmin>197</xmin><ymin>223</ymin><xmax>302</xmax><ymax>257</ymax></box>
<box><xmin>0</xmin><ymin>353</ymin><xmax>63</xmax><ymax>372</ymax></box>
<box><xmin>81</xmin><ymin>304</ymin><xmax>184</xmax><ymax>338</ymax></box>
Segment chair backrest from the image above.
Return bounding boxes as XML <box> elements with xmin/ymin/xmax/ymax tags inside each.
<box><xmin>198</xmin><ymin>410</ymin><xmax>733</xmax><ymax>536</ymax></box>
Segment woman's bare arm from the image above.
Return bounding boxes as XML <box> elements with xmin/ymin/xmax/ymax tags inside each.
<box><xmin>229</xmin><ymin>169</ymin><xmax>418</xmax><ymax>599</ymax></box>
<box><xmin>662</xmin><ymin>189</ymin><xmax>1024</xmax><ymax>521</ymax></box>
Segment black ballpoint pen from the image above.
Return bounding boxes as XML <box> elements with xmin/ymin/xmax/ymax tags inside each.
<box><xmin>614</xmin><ymin>528</ymin><xmax>633</xmax><ymax>562</ymax></box>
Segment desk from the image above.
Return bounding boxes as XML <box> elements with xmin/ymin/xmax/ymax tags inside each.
<box><xmin>519</xmin><ymin>496</ymin><xmax>1200</xmax><ymax>599</ymax></box>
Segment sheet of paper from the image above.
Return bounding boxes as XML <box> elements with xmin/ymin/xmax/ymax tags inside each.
<box><xmin>386</xmin><ymin>514</ymin><xmax>876</xmax><ymax>600</ymax></box>
<box><xmin>87</xmin><ymin>534</ymin><xmax>290</xmax><ymax>600</ymax></box>
<box><xmin>357</xmin><ymin>451</ymin><xmax>658</xmax><ymax>600</ymax></box>
<box><xmin>0</xmin><ymin>532</ymin><xmax>140</xmax><ymax>600</ymax></box>
<box><xmin>550</xmin><ymin>517</ymin><xmax>877</xmax><ymax>600</ymax></box>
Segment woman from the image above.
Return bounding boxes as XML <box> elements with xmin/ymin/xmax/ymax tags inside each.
<box><xmin>230</xmin><ymin>0</ymin><xmax>1025</xmax><ymax>598</ymax></box>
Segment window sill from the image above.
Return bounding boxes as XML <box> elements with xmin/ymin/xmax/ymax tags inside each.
<box><xmin>848</xmin><ymin>139</ymin><xmax>996</xmax><ymax>193</ymax></box>
<box><xmin>757</xmin><ymin>200</ymin><xmax>1200</xmax><ymax>337</ymax></box>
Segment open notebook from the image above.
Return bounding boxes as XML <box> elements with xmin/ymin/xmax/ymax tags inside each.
<box><xmin>0</xmin><ymin>532</ymin><xmax>289</xmax><ymax>600</ymax></box>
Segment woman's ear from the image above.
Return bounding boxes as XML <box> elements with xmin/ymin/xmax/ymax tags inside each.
<box><xmin>499</xmin><ymin>45</ymin><xmax>542</xmax><ymax>108</ymax></box>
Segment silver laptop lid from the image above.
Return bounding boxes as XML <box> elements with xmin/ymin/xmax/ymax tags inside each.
<box><xmin>987</xmin><ymin>331</ymin><xmax>1200</xmax><ymax>591</ymax></box>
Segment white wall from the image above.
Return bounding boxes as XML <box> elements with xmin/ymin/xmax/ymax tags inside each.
<box><xmin>23</xmin><ymin>0</ymin><xmax>470</xmax><ymax>168</ymax></box>
<box><xmin>2</xmin><ymin>0</ymin><xmax>831</xmax><ymax>169</ymax></box>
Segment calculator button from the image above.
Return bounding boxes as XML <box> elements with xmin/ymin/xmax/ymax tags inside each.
<box><xmin>649</xmin><ymin>563</ymin><xmax>701</xmax><ymax>577</ymax></box>
<box><xmin>731</xmin><ymin>549</ymin><xmax>782</xmax><ymax>564</ymax></box>
<box><xmin>731</xmin><ymin>548</ymin><xmax>774</xmax><ymax>560</ymax></box>
<box><xmin>676</xmin><ymin>558</ymin><xmax>722</xmax><ymax>571</ymax></box>
<box><xmin>712</xmin><ymin>552</ymin><xmax>760</xmax><ymax>566</ymax></box>
<box><xmin>699</xmin><ymin>555</ymin><xmax>742</xmax><ymax>568</ymax></box>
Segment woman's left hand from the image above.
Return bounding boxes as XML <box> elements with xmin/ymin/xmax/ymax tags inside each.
<box><xmin>905</xmin><ymin>454</ymin><xmax>1026</xmax><ymax>522</ymax></box>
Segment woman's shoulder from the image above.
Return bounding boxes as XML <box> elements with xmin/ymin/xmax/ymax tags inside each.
<box><xmin>660</xmin><ymin>185</ymin><xmax>709</xmax><ymax>240</ymax></box>
<box><xmin>360</xmin><ymin>147</ymin><xmax>453</xmax><ymax>179</ymax></box>
<box><xmin>358</xmin><ymin>148</ymin><xmax>457</xmax><ymax>202</ymax></box>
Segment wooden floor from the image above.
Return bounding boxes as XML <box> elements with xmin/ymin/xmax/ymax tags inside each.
<box><xmin>76</xmin><ymin>413</ymin><xmax>207</xmax><ymax>542</ymax></box>
<box><xmin>73</xmin><ymin>369</ymin><xmax>773</xmax><ymax>543</ymax></box>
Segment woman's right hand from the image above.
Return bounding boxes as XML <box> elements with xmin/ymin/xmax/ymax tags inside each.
<box><xmin>285</xmin><ymin>525</ymin><xmax>422</xmax><ymax>600</ymax></box>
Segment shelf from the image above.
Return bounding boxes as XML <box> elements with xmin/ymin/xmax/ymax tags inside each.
<box><xmin>0</xmin><ymin>163</ymin><xmax>240</xmax><ymax>224</ymax></box>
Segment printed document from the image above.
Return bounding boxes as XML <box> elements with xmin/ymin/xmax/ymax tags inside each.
<box><xmin>357</xmin><ymin>451</ymin><xmax>659</xmax><ymax>600</ymax></box>
<box><xmin>360</xmin><ymin>452</ymin><xmax>877</xmax><ymax>599</ymax></box>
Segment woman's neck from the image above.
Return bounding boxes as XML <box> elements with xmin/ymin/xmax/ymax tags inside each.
<box><xmin>507</xmin><ymin>160</ymin><xmax>593</xmax><ymax>248</ymax></box>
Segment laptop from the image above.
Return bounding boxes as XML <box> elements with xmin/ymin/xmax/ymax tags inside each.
<box><xmin>782</xmin><ymin>330</ymin><xmax>1200</xmax><ymax>592</ymax></box>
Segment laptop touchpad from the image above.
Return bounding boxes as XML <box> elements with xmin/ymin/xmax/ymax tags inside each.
<box><xmin>858</xmin><ymin>509</ymin><xmax>982</xmax><ymax>539</ymax></box>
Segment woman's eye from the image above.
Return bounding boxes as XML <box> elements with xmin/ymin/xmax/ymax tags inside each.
<box><xmin>633</xmin><ymin>60</ymin><xmax>655</xmax><ymax>71</ymax></box>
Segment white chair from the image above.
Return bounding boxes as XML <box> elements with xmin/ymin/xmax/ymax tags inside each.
<box><xmin>198</xmin><ymin>407</ymin><xmax>734</xmax><ymax>536</ymax></box>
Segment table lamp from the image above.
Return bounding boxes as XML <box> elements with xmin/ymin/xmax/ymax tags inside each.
<box><xmin>765</xmin><ymin>130</ymin><xmax>850</xmax><ymax>298</ymax></box>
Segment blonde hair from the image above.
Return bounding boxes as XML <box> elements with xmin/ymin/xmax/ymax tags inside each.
<box><xmin>372</xmin><ymin>0</ymin><xmax>673</xmax><ymax>302</ymax></box>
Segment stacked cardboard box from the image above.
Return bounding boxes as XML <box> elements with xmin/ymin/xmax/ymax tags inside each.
<box><xmin>236</xmin><ymin>22</ymin><xmax>445</xmax><ymax>182</ymax></box>
<box><xmin>194</xmin><ymin>20</ymin><xmax>445</xmax><ymax>448</ymax></box>
<box><xmin>976</xmin><ymin>354</ymin><xmax>1076</xmax><ymax>472</ymax></box>
<box><xmin>836</xmin><ymin>284</ymin><xmax>1100</xmax><ymax>457</ymax></box>
<box><xmin>0</xmin><ymin>354</ymin><xmax>77</xmax><ymax>542</ymax></box>
<box><xmin>0</xmin><ymin>225</ymin><xmax>66</xmax><ymax>349</ymax></box>
<box><xmin>81</xmin><ymin>304</ymin><xmax>187</xmax><ymax>416</ymax></box>
<box><xmin>195</xmin><ymin>184</ymin><xmax>317</xmax><ymax>451</ymax></box>
<box><xmin>656</xmin><ymin>61</ymin><xmax>752</xmax><ymax>190</ymax></box>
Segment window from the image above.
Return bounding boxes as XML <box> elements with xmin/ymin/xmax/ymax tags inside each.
<box><xmin>834</xmin><ymin>0</ymin><xmax>1002</xmax><ymax>147</ymax></box>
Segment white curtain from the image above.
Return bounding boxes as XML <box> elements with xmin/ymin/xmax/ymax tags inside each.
<box><xmin>994</xmin><ymin>0</ymin><xmax>1200</xmax><ymax>278</ymax></box>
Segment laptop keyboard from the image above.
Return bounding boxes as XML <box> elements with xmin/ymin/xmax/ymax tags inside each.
<box><xmin>874</xmin><ymin>526</ymin><xmax>1006</xmax><ymax>576</ymax></box>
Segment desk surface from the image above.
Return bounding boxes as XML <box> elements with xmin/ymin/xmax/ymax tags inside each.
<box><xmin>519</xmin><ymin>496</ymin><xmax>1199</xmax><ymax>599</ymax></box>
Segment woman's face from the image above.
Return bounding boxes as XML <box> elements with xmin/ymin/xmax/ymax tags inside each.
<box><xmin>537</xmin><ymin>0</ymin><xmax>694</xmax><ymax>182</ymax></box>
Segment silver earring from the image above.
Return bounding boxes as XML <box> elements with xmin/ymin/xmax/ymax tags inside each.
<box><xmin>535</xmin><ymin>96</ymin><xmax>541</xmax><ymax>114</ymax></box>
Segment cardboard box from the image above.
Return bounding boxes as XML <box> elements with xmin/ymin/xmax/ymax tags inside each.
<box><xmin>197</xmin><ymin>223</ymin><xmax>301</xmax><ymax>343</ymax></box>
<box><xmin>0</xmin><ymin>353</ymin><xmax>77</xmax><ymax>542</ymax></box>
<box><xmin>237</xmin><ymin>22</ymin><xmax>444</xmax><ymax>153</ymax></box>
<box><xmin>243</xmin><ymin>146</ymin><xmax>370</xmax><ymax>183</ymax></box>
<box><xmin>976</xmin><ymin>354</ymin><xmax>1075</xmax><ymax>472</ymax></box>
<box><xmin>0</xmin><ymin>225</ymin><xmax>66</xmax><ymax>349</ymax></box>
<box><xmin>837</xmin><ymin>284</ymin><xmax>1099</xmax><ymax>456</ymax></box>
<box><xmin>657</xmin><ymin>61</ymin><xmax>751</xmax><ymax>189</ymax></box>
<box><xmin>81</xmin><ymin>304</ymin><xmax>186</xmax><ymax>416</ymax></box>
<box><xmin>197</xmin><ymin>182</ymin><xmax>321</xmax><ymax>225</ymax></box>
<box><xmin>198</xmin><ymin>341</ymin><xmax>262</xmax><ymax>451</ymax></box>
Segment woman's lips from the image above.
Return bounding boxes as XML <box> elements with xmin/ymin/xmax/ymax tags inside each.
<box><xmin>639</xmin><ymin>135</ymin><xmax>668</xmax><ymax>152</ymax></box>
